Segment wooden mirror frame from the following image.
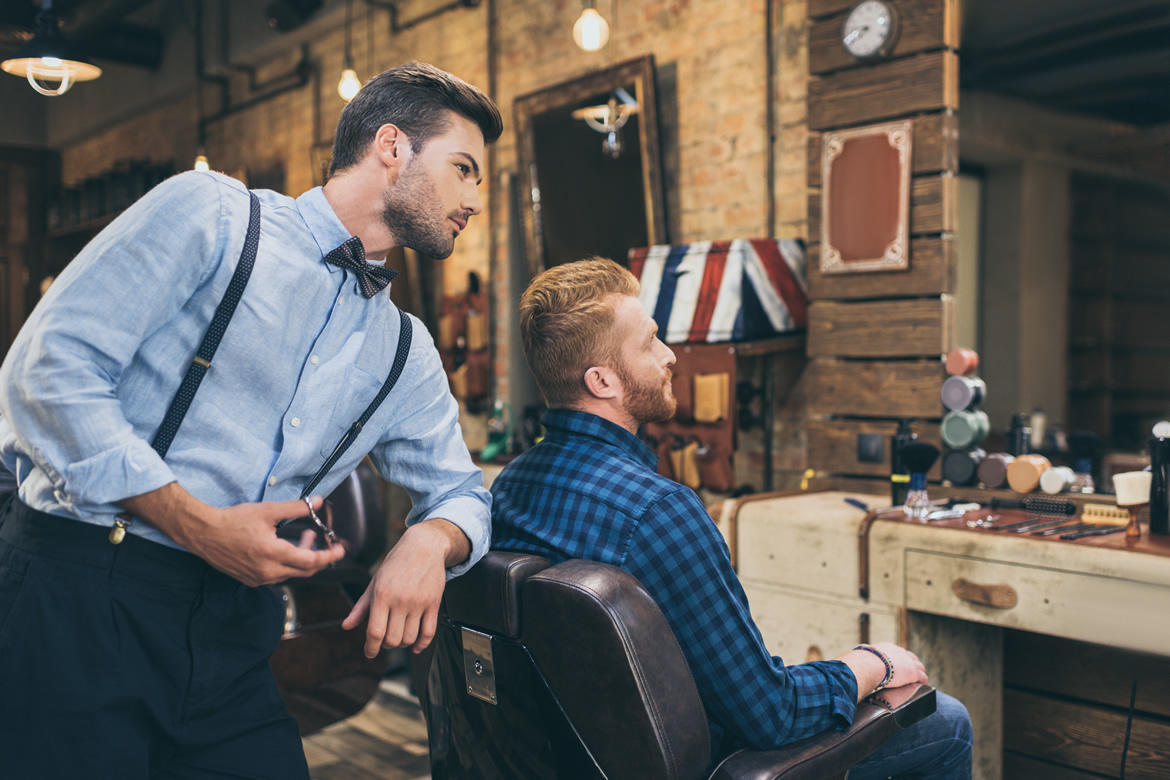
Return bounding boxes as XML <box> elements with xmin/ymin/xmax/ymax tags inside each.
<box><xmin>514</xmin><ymin>55</ymin><xmax>667</xmax><ymax>278</ymax></box>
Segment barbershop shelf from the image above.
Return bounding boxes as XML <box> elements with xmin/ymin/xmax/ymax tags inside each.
<box><xmin>722</xmin><ymin>332</ymin><xmax>806</xmax><ymax>357</ymax></box>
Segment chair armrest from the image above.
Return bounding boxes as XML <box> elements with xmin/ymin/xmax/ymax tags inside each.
<box><xmin>707</xmin><ymin>684</ymin><xmax>937</xmax><ymax>780</ymax></box>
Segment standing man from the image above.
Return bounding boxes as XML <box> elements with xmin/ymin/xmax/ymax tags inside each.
<box><xmin>492</xmin><ymin>258</ymin><xmax>973</xmax><ymax>778</ymax></box>
<box><xmin>0</xmin><ymin>62</ymin><xmax>500</xmax><ymax>779</ymax></box>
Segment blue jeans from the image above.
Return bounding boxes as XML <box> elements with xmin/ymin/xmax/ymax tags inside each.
<box><xmin>847</xmin><ymin>691</ymin><xmax>973</xmax><ymax>779</ymax></box>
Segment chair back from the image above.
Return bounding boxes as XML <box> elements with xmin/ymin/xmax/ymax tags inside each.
<box><xmin>418</xmin><ymin>551</ymin><xmax>711</xmax><ymax>780</ymax></box>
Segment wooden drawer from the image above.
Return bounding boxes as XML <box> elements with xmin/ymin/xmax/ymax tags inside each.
<box><xmin>736</xmin><ymin>491</ymin><xmax>881</xmax><ymax>599</ymax></box>
<box><xmin>743</xmin><ymin>580</ymin><xmax>898</xmax><ymax>663</ymax></box>
<box><xmin>905</xmin><ymin>550</ymin><xmax>1170</xmax><ymax>654</ymax></box>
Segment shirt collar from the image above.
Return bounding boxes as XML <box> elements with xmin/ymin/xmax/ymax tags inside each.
<box><xmin>541</xmin><ymin>409</ymin><xmax>658</xmax><ymax>471</ymax></box>
<box><xmin>294</xmin><ymin>187</ymin><xmax>391</xmax><ymax>272</ymax></box>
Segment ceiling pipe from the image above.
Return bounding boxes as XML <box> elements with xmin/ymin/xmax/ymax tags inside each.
<box><xmin>194</xmin><ymin>0</ymin><xmax>312</xmax><ymax>140</ymax></box>
<box><xmin>363</xmin><ymin>0</ymin><xmax>481</xmax><ymax>34</ymax></box>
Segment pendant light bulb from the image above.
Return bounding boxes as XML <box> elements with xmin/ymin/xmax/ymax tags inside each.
<box><xmin>573</xmin><ymin>7</ymin><xmax>610</xmax><ymax>52</ymax></box>
<box><xmin>1</xmin><ymin>5</ymin><xmax>102</xmax><ymax>97</ymax></box>
<box><xmin>338</xmin><ymin>67</ymin><xmax>361</xmax><ymax>102</ymax></box>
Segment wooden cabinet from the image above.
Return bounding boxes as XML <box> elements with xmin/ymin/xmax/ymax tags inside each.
<box><xmin>744</xmin><ymin>580</ymin><xmax>898</xmax><ymax>664</ymax></box>
<box><xmin>735</xmin><ymin>490</ymin><xmax>1170</xmax><ymax>779</ymax></box>
<box><xmin>732</xmin><ymin>490</ymin><xmax>899</xmax><ymax>658</ymax></box>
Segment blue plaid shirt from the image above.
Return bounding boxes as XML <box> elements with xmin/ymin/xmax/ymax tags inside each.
<box><xmin>491</xmin><ymin>409</ymin><xmax>858</xmax><ymax>760</ymax></box>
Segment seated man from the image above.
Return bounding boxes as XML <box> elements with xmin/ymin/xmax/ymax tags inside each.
<box><xmin>492</xmin><ymin>257</ymin><xmax>972</xmax><ymax>778</ymax></box>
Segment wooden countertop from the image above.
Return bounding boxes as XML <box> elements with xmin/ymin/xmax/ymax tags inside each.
<box><xmin>872</xmin><ymin>506</ymin><xmax>1170</xmax><ymax>558</ymax></box>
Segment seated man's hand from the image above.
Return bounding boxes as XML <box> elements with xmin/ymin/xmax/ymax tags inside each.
<box><xmin>841</xmin><ymin>641</ymin><xmax>929</xmax><ymax>700</ymax></box>
<box><xmin>341</xmin><ymin>521</ymin><xmax>452</xmax><ymax>658</ymax></box>
<box><xmin>870</xmin><ymin>642</ymin><xmax>930</xmax><ymax>689</ymax></box>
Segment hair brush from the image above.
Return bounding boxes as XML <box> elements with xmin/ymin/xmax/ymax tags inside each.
<box><xmin>990</xmin><ymin>496</ymin><xmax>1076</xmax><ymax>516</ymax></box>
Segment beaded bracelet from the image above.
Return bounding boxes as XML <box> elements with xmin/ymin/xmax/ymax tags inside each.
<box><xmin>854</xmin><ymin>644</ymin><xmax>894</xmax><ymax>692</ymax></box>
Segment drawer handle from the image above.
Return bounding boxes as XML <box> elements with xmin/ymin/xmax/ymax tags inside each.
<box><xmin>951</xmin><ymin>577</ymin><xmax>1018</xmax><ymax>609</ymax></box>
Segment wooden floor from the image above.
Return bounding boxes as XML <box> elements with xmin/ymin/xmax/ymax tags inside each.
<box><xmin>303</xmin><ymin>680</ymin><xmax>431</xmax><ymax>780</ymax></box>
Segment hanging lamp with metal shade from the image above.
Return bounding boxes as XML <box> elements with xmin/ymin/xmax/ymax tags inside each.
<box><xmin>1</xmin><ymin>0</ymin><xmax>102</xmax><ymax>96</ymax></box>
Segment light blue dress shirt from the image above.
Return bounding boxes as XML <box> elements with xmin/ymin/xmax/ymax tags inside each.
<box><xmin>0</xmin><ymin>171</ymin><xmax>490</xmax><ymax>575</ymax></box>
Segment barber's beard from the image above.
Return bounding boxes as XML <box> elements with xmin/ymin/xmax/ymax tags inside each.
<box><xmin>381</xmin><ymin>162</ymin><xmax>458</xmax><ymax>259</ymax></box>
<box><xmin>617</xmin><ymin>363</ymin><xmax>676</xmax><ymax>425</ymax></box>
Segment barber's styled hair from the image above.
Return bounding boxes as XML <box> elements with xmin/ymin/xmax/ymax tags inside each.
<box><xmin>520</xmin><ymin>257</ymin><xmax>640</xmax><ymax>408</ymax></box>
<box><xmin>330</xmin><ymin>62</ymin><xmax>503</xmax><ymax>174</ymax></box>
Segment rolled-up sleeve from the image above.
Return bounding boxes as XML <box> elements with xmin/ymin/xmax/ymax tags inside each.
<box><xmin>367</xmin><ymin>317</ymin><xmax>491</xmax><ymax>578</ymax></box>
<box><xmin>0</xmin><ymin>172</ymin><xmax>226</xmax><ymax>510</ymax></box>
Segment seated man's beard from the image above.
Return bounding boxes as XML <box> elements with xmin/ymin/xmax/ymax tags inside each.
<box><xmin>618</xmin><ymin>364</ymin><xmax>676</xmax><ymax>424</ymax></box>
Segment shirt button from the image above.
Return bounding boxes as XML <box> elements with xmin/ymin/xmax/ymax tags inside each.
<box><xmin>337</xmin><ymin>296</ymin><xmax>344</xmax><ymax>305</ymax></box>
<box><xmin>53</xmin><ymin>488</ymin><xmax>67</xmax><ymax>503</ymax></box>
<box><xmin>310</xmin><ymin>355</ymin><xmax>320</xmax><ymax>365</ymax></box>
<box><xmin>290</xmin><ymin>417</ymin><xmax>301</xmax><ymax>428</ymax></box>
<box><xmin>268</xmin><ymin>476</ymin><xmax>277</xmax><ymax>486</ymax></box>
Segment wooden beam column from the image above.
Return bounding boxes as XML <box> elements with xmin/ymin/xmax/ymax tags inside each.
<box><xmin>804</xmin><ymin>0</ymin><xmax>958</xmax><ymax>497</ymax></box>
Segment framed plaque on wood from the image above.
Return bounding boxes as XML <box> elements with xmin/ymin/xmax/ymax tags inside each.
<box><xmin>820</xmin><ymin>120</ymin><xmax>911</xmax><ymax>274</ymax></box>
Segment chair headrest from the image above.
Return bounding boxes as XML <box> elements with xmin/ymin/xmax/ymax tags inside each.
<box><xmin>444</xmin><ymin>551</ymin><xmax>551</xmax><ymax>638</ymax></box>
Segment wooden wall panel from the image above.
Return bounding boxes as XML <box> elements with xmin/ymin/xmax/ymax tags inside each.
<box><xmin>807</xmin><ymin>419</ymin><xmax>943</xmax><ymax>478</ymax></box>
<box><xmin>1003</xmin><ymin>690</ymin><xmax>1170</xmax><ymax>778</ymax></box>
<box><xmin>808</xmin><ymin>173</ymin><xmax>956</xmax><ymax>239</ymax></box>
<box><xmin>1114</xmin><ymin>352</ymin><xmax>1170</xmax><ymax>390</ymax></box>
<box><xmin>1005</xmin><ymin>632</ymin><xmax>1170</xmax><ymax>719</ymax></box>
<box><xmin>1002</xmin><ymin>754</ymin><xmax>1112</xmax><ymax>780</ymax></box>
<box><xmin>805</xmin><ymin>0</ymin><xmax>958</xmax><ymax>489</ymax></box>
<box><xmin>808</xmin><ymin>298</ymin><xmax>953</xmax><ymax>358</ymax></box>
<box><xmin>806</xmin><ymin>475</ymin><xmax>891</xmax><ymax>495</ymax></box>
<box><xmin>808</xmin><ymin>51</ymin><xmax>958</xmax><ymax>130</ymax></box>
<box><xmin>806</xmin><ymin>359</ymin><xmax>944</xmax><ymax>418</ymax></box>
<box><xmin>808</xmin><ymin>237</ymin><xmax>955</xmax><ymax>299</ymax></box>
<box><xmin>907</xmin><ymin>173</ymin><xmax>956</xmax><ymax>235</ymax></box>
<box><xmin>809</xmin><ymin>0</ymin><xmax>859</xmax><ymax>18</ymax></box>
<box><xmin>1069</xmin><ymin>348</ymin><xmax>1107</xmax><ymax>391</ymax></box>
<box><xmin>808</xmin><ymin>113</ymin><xmax>958</xmax><ymax>188</ymax></box>
<box><xmin>809</xmin><ymin>0</ymin><xmax>956</xmax><ymax>75</ymax></box>
<box><xmin>1069</xmin><ymin>293</ymin><xmax>1109</xmax><ymax>345</ymax></box>
<box><xmin>1113</xmin><ymin>301</ymin><xmax>1170</xmax><ymax>349</ymax></box>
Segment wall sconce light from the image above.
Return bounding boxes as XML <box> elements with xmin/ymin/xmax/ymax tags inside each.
<box><xmin>572</xmin><ymin>1</ymin><xmax>610</xmax><ymax>52</ymax></box>
<box><xmin>338</xmin><ymin>0</ymin><xmax>361</xmax><ymax>101</ymax></box>
<box><xmin>1</xmin><ymin>0</ymin><xmax>101</xmax><ymax>96</ymax></box>
<box><xmin>571</xmin><ymin>88</ymin><xmax>639</xmax><ymax>158</ymax></box>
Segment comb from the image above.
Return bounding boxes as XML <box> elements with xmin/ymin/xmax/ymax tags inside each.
<box><xmin>1080</xmin><ymin>504</ymin><xmax>1130</xmax><ymax>525</ymax></box>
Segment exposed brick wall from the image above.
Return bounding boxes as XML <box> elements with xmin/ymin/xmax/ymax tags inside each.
<box><xmin>54</xmin><ymin>0</ymin><xmax>813</xmax><ymax>487</ymax></box>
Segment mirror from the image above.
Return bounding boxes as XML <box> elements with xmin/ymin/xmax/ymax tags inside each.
<box><xmin>514</xmin><ymin>55</ymin><xmax>667</xmax><ymax>277</ymax></box>
<box><xmin>959</xmin><ymin>0</ymin><xmax>1170</xmax><ymax>460</ymax></box>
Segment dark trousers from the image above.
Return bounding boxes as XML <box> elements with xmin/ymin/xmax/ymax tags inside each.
<box><xmin>0</xmin><ymin>497</ymin><xmax>310</xmax><ymax>780</ymax></box>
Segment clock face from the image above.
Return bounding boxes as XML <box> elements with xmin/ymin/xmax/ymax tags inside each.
<box><xmin>842</xmin><ymin>0</ymin><xmax>898</xmax><ymax>59</ymax></box>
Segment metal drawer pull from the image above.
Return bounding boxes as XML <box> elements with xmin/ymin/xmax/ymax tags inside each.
<box><xmin>951</xmin><ymin>577</ymin><xmax>1018</xmax><ymax>609</ymax></box>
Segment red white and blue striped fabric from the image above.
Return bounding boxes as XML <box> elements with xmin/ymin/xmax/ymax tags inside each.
<box><xmin>627</xmin><ymin>238</ymin><xmax>808</xmax><ymax>344</ymax></box>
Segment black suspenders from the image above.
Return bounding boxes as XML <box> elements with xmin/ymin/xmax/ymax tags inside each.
<box><xmin>111</xmin><ymin>190</ymin><xmax>413</xmax><ymax>544</ymax></box>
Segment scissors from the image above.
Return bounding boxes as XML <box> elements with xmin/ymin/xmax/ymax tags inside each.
<box><xmin>302</xmin><ymin>497</ymin><xmax>338</xmax><ymax>548</ymax></box>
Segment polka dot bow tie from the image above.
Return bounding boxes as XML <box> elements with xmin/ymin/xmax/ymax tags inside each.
<box><xmin>324</xmin><ymin>236</ymin><xmax>398</xmax><ymax>298</ymax></box>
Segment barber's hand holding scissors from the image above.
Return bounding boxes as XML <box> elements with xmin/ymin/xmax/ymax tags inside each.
<box><xmin>120</xmin><ymin>484</ymin><xmax>346</xmax><ymax>587</ymax></box>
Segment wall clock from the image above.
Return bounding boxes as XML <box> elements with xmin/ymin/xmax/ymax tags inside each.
<box><xmin>841</xmin><ymin>0</ymin><xmax>900</xmax><ymax>60</ymax></box>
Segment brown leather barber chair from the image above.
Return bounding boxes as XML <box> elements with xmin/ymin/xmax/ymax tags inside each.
<box><xmin>270</xmin><ymin>460</ymin><xmax>393</xmax><ymax>734</ymax></box>
<box><xmin>413</xmin><ymin>551</ymin><xmax>936</xmax><ymax>780</ymax></box>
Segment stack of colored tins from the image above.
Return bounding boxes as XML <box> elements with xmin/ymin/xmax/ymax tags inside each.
<box><xmin>940</xmin><ymin>348</ymin><xmax>989</xmax><ymax>487</ymax></box>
